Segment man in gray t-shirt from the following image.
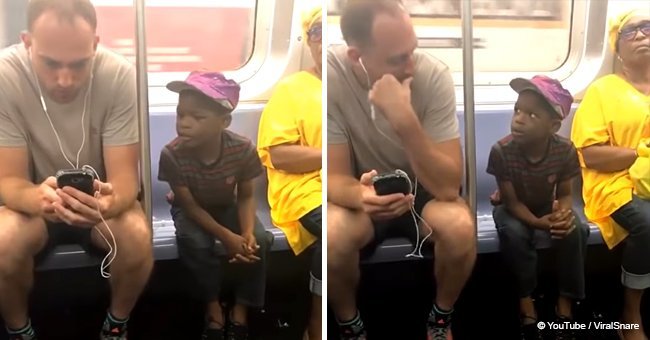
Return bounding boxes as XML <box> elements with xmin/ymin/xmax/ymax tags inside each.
<box><xmin>0</xmin><ymin>1</ymin><xmax>153</xmax><ymax>339</ymax></box>
<box><xmin>327</xmin><ymin>1</ymin><xmax>476</xmax><ymax>339</ymax></box>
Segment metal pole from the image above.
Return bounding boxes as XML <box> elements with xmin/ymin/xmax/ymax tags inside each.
<box><xmin>460</xmin><ymin>0</ymin><xmax>477</xmax><ymax>220</ymax></box>
<box><xmin>134</xmin><ymin>0</ymin><xmax>152</xmax><ymax>227</ymax></box>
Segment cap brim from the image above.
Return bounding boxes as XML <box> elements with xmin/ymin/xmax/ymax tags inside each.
<box><xmin>166</xmin><ymin>81</ymin><xmax>234</xmax><ymax>111</ymax></box>
<box><xmin>509</xmin><ymin>78</ymin><xmax>540</xmax><ymax>95</ymax></box>
<box><xmin>509</xmin><ymin>78</ymin><xmax>564</xmax><ymax>119</ymax></box>
<box><xmin>166</xmin><ymin>81</ymin><xmax>197</xmax><ymax>94</ymax></box>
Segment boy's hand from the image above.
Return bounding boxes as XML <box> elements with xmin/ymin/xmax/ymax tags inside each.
<box><xmin>547</xmin><ymin>200</ymin><xmax>576</xmax><ymax>239</ymax></box>
<box><xmin>242</xmin><ymin>232</ymin><xmax>260</xmax><ymax>254</ymax></box>
<box><xmin>222</xmin><ymin>231</ymin><xmax>260</xmax><ymax>264</ymax></box>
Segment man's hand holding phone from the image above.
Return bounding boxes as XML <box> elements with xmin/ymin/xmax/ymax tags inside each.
<box><xmin>53</xmin><ymin>170</ymin><xmax>114</xmax><ymax>227</ymax></box>
<box><xmin>38</xmin><ymin>176</ymin><xmax>63</xmax><ymax>223</ymax></box>
<box><xmin>360</xmin><ymin>170</ymin><xmax>413</xmax><ymax>221</ymax></box>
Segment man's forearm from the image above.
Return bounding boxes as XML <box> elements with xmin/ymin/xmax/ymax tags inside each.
<box><xmin>269</xmin><ymin>145</ymin><xmax>322</xmax><ymax>174</ymax></box>
<box><xmin>327</xmin><ymin>173</ymin><xmax>362</xmax><ymax>210</ymax></box>
<box><xmin>102</xmin><ymin>177</ymin><xmax>139</xmax><ymax>219</ymax></box>
<box><xmin>395</xmin><ymin>112</ymin><xmax>461</xmax><ymax>201</ymax></box>
<box><xmin>237</xmin><ymin>194</ymin><xmax>256</xmax><ymax>236</ymax></box>
<box><xmin>0</xmin><ymin>177</ymin><xmax>40</xmax><ymax>215</ymax></box>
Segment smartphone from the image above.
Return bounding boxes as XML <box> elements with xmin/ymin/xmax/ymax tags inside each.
<box><xmin>56</xmin><ymin>168</ymin><xmax>95</xmax><ymax>195</ymax></box>
<box><xmin>372</xmin><ymin>171</ymin><xmax>411</xmax><ymax>196</ymax></box>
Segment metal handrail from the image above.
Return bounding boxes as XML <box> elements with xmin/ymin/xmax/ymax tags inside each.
<box><xmin>461</xmin><ymin>0</ymin><xmax>477</xmax><ymax>221</ymax></box>
<box><xmin>134</xmin><ymin>0</ymin><xmax>152</xmax><ymax>227</ymax></box>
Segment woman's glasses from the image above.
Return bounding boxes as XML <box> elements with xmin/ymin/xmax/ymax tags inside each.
<box><xmin>620</xmin><ymin>22</ymin><xmax>650</xmax><ymax>41</ymax></box>
<box><xmin>307</xmin><ymin>25</ymin><xmax>322</xmax><ymax>43</ymax></box>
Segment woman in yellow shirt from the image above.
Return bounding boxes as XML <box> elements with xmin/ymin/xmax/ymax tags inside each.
<box><xmin>257</xmin><ymin>6</ymin><xmax>323</xmax><ymax>340</ymax></box>
<box><xmin>571</xmin><ymin>10</ymin><xmax>650</xmax><ymax>339</ymax></box>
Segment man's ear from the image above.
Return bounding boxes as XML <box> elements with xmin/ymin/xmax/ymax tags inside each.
<box><xmin>347</xmin><ymin>45</ymin><xmax>361</xmax><ymax>63</ymax></box>
<box><xmin>21</xmin><ymin>31</ymin><xmax>32</xmax><ymax>51</ymax></box>
<box><xmin>93</xmin><ymin>35</ymin><xmax>99</xmax><ymax>51</ymax></box>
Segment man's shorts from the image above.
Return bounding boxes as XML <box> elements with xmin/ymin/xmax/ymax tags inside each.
<box><xmin>35</xmin><ymin>222</ymin><xmax>105</xmax><ymax>263</ymax></box>
<box><xmin>361</xmin><ymin>184</ymin><xmax>434</xmax><ymax>258</ymax></box>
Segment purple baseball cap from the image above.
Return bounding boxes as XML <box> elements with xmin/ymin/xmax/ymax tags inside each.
<box><xmin>167</xmin><ymin>71</ymin><xmax>240</xmax><ymax>111</ymax></box>
<box><xmin>510</xmin><ymin>75</ymin><xmax>574</xmax><ymax>120</ymax></box>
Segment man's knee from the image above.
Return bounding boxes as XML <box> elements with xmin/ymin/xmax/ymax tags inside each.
<box><xmin>327</xmin><ymin>204</ymin><xmax>372</xmax><ymax>256</ymax></box>
<box><xmin>423</xmin><ymin>200</ymin><xmax>476</xmax><ymax>250</ymax></box>
<box><xmin>0</xmin><ymin>207</ymin><xmax>47</xmax><ymax>273</ymax></box>
<box><xmin>94</xmin><ymin>203</ymin><xmax>153</xmax><ymax>264</ymax></box>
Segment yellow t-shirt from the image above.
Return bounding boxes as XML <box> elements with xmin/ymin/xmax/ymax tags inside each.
<box><xmin>571</xmin><ymin>74</ymin><xmax>650</xmax><ymax>249</ymax></box>
<box><xmin>257</xmin><ymin>71</ymin><xmax>322</xmax><ymax>255</ymax></box>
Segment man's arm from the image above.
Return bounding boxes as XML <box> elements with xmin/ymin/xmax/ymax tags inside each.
<box><xmin>327</xmin><ymin>143</ymin><xmax>362</xmax><ymax>209</ymax></box>
<box><xmin>101</xmin><ymin>143</ymin><xmax>139</xmax><ymax>219</ymax></box>
<box><xmin>0</xmin><ymin>146</ymin><xmax>42</xmax><ymax>215</ymax></box>
<box><xmin>269</xmin><ymin>144</ymin><xmax>321</xmax><ymax>174</ymax></box>
<box><xmin>237</xmin><ymin>179</ymin><xmax>256</xmax><ymax>237</ymax></box>
<box><xmin>396</xmin><ymin>115</ymin><xmax>463</xmax><ymax>201</ymax></box>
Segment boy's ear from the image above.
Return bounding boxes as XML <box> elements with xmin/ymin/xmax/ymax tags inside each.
<box><xmin>550</xmin><ymin>119</ymin><xmax>561</xmax><ymax>134</ymax></box>
<box><xmin>223</xmin><ymin>114</ymin><xmax>232</xmax><ymax>128</ymax></box>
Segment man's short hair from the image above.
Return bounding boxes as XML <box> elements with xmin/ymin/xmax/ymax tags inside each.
<box><xmin>340</xmin><ymin>0</ymin><xmax>404</xmax><ymax>49</ymax></box>
<box><xmin>27</xmin><ymin>0</ymin><xmax>97</xmax><ymax>32</ymax></box>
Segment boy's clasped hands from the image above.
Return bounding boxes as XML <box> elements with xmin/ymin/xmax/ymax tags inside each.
<box><xmin>539</xmin><ymin>200</ymin><xmax>576</xmax><ymax>239</ymax></box>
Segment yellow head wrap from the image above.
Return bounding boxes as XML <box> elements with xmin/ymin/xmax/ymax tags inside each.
<box><xmin>608</xmin><ymin>9</ymin><xmax>648</xmax><ymax>52</ymax></box>
<box><xmin>301</xmin><ymin>6</ymin><xmax>322</xmax><ymax>41</ymax></box>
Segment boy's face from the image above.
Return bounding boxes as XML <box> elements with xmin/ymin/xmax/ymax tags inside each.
<box><xmin>175</xmin><ymin>91</ymin><xmax>231</xmax><ymax>149</ymax></box>
<box><xmin>510</xmin><ymin>91</ymin><xmax>560</xmax><ymax>145</ymax></box>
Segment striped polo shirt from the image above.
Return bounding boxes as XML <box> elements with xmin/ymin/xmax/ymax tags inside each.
<box><xmin>158</xmin><ymin>129</ymin><xmax>263</xmax><ymax>209</ymax></box>
<box><xmin>486</xmin><ymin>134</ymin><xmax>581</xmax><ymax>216</ymax></box>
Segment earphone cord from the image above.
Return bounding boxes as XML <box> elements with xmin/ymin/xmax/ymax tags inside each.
<box><xmin>405</xmin><ymin>178</ymin><xmax>433</xmax><ymax>259</ymax></box>
<box><xmin>31</xmin><ymin>56</ymin><xmax>117</xmax><ymax>278</ymax></box>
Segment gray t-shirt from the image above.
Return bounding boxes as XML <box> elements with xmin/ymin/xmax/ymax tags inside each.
<box><xmin>327</xmin><ymin>45</ymin><xmax>459</xmax><ymax>178</ymax></box>
<box><xmin>0</xmin><ymin>44</ymin><xmax>138</xmax><ymax>184</ymax></box>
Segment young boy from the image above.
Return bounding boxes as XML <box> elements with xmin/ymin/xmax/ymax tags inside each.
<box><xmin>158</xmin><ymin>71</ymin><xmax>269</xmax><ymax>340</ymax></box>
<box><xmin>486</xmin><ymin>76</ymin><xmax>589</xmax><ymax>340</ymax></box>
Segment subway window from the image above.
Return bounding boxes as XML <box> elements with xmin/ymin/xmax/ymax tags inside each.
<box><xmin>0</xmin><ymin>0</ymin><xmax>256</xmax><ymax>73</ymax></box>
<box><xmin>327</xmin><ymin>0</ymin><xmax>572</xmax><ymax>75</ymax></box>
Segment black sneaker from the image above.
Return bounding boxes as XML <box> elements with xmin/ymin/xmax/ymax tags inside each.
<box><xmin>202</xmin><ymin>327</ymin><xmax>225</xmax><ymax>340</ymax></box>
<box><xmin>8</xmin><ymin>334</ymin><xmax>36</xmax><ymax>340</ymax></box>
<box><xmin>427</xmin><ymin>311</ymin><xmax>452</xmax><ymax>340</ymax></box>
<box><xmin>554</xmin><ymin>316</ymin><xmax>576</xmax><ymax>340</ymax></box>
<box><xmin>100</xmin><ymin>318</ymin><xmax>127</xmax><ymax>340</ymax></box>
<box><xmin>339</xmin><ymin>323</ymin><xmax>367</xmax><ymax>340</ymax></box>
<box><xmin>225</xmin><ymin>323</ymin><xmax>248</xmax><ymax>340</ymax></box>
<box><xmin>520</xmin><ymin>323</ymin><xmax>542</xmax><ymax>340</ymax></box>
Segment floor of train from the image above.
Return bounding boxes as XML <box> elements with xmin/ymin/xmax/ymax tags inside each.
<box><xmin>0</xmin><ymin>250</ymin><xmax>314</xmax><ymax>340</ymax></box>
<box><xmin>328</xmin><ymin>244</ymin><xmax>649</xmax><ymax>340</ymax></box>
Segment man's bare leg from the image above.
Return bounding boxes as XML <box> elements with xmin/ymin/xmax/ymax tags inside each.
<box><xmin>0</xmin><ymin>207</ymin><xmax>48</xmax><ymax>333</ymax></box>
<box><xmin>422</xmin><ymin>200</ymin><xmax>476</xmax><ymax>311</ymax></box>
<box><xmin>91</xmin><ymin>202</ymin><xmax>153</xmax><ymax>319</ymax></box>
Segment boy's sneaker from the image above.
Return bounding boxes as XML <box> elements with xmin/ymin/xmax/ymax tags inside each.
<box><xmin>202</xmin><ymin>327</ymin><xmax>225</xmax><ymax>340</ymax></box>
<box><xmin>553</xmin><ymin>316</ymin><xmax>576</xmax><ymax>340</ymax></box>
<box><xmin>225</xmin><ymin>322</ymin><xmax>248</xmax><ymax>340</ymax></box>
<box><xmin>520</xmin><ymin>323</ymin><xmax>542</xmax><ymax>340</ymax></box>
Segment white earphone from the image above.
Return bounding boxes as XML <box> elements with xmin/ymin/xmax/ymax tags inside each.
<box><xmin>28</xmin><ymin>48</ymin><xmax>117</xmax><ymax>278</ymax></box>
